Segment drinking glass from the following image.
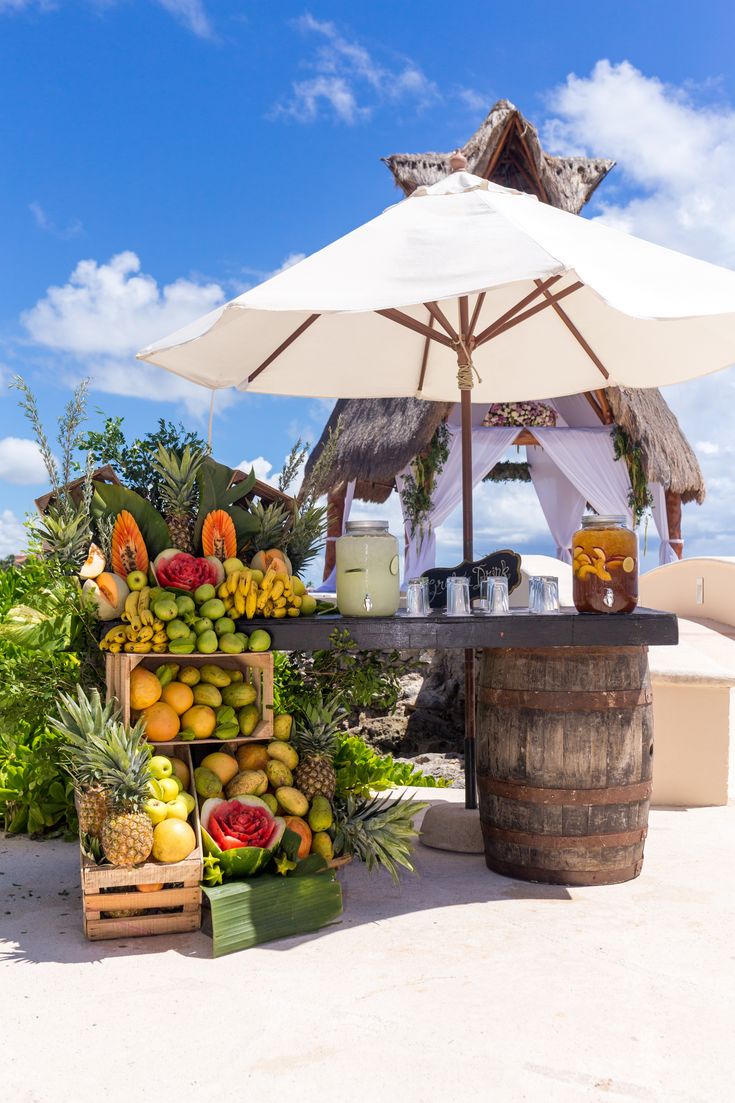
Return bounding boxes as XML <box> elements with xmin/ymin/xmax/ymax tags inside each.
<box><xmin>445</xmin><ymin>576</ymin><xmax>471</xmax><ymax>616</ymax></box>
<box><xmin>530</xmin><ymin>575</ymin><xmax>559</xmax><ymax>613</ymax></box>
<box><xmin>480</xmin><ymin>576</ymin><xmax>509</xmax><ymax>614</ymax></box>
<box><xmin>406</xmin><ymin>577</ymin><xmax>430</xmax><ymax>616</ymax></box>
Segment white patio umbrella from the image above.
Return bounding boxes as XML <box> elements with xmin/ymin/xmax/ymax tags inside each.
<box><xmin>138</xmin><ymin>163</ymin><xmax>735</xmax><ymax>808</ymax></box>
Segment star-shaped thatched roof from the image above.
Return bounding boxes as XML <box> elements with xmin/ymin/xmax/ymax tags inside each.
<box><xmin>383</xmin><ymin>98</ymin><xmax>614</xmax><ymax>213</ymax></box>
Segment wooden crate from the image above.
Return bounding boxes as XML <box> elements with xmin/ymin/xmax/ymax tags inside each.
<box><xmin>106</xmin><ymin>651</ymin><xmax>274</xmax><ymax>745</ymax></box>
<box><xmin>80</xmin><ymin>745</ymin><xmax>204</xmax><ymax>941</ymax></box>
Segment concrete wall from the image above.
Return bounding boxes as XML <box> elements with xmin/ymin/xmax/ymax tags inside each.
<box><xmin>641</xmin><ymin>557</ymin><xmax>735</xmax><ymax>627</ymax></box>
<box><xmin>651</xmin><ymin>681</ymin><xmax>734</xmax><ymax>807</ymax></box>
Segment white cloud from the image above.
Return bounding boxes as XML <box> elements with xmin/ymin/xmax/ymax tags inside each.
<box><xmin>155</xmin><ymin>0</ymin><xmax>212</xmax><ymax>39</ymax></box>
<box><xmin>0</xmin><ymin>437</ymin><xmax>49</xmax><ymax>485</ymax></box>
<box><xmin>274</xmin><ymin>15</ymin><xmax>440</xmax><ymax>124</ymax></box>
<box><xmin>0</xmin><ymin>509</ymin><xmax>27</xmax><ymax>557</ymax></box>
<box><xmin>29</xmin><ymin>201</ymin><xmax>82</xmax><ymax>240</ymax></box>
<box><xmin>237</xmin><ymin>456</ymin><xmax>273</xmax><ymax>482</ymax></box>
<box><xmin>544</xmin><ymin>60</ymin><xmax>735</xmax><ymax>558</ymax></box>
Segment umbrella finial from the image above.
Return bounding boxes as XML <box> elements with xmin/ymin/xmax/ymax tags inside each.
<box><xmin>449</xmin><ymin>150</ymin><xmax>468</xmax><ymax>172</ymax></box>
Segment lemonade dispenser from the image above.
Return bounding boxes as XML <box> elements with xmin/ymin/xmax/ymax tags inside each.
<box><xmin>335</xmin><ymin>520</ymin><xmax>400</xmax><ymax>617</ymax></box>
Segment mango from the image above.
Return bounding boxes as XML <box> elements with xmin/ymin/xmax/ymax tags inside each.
<box><xmin>200</xmin><ymin>664</ymin><xmax>232</xmax><ymax>688</ymax></box>
<box><xmin>248</xmin><ymin>629</ymin><xmax>271</xmax><ymax>652</ymax></box>
<box><xmin>175</xmin><ymin>594</ymin><xmax>196</xmax><ymax>616</ymax></box>
<box><xmin>221</xmin><ymin>683</ymin><xmax>257</xmax><ymax>708</ymax></box>
<box><xmin>225</xmin><ymin>769</ymin><xmax>268</xmax><ymax>798</ymax></box>
<box><xmin>178</xmin><ymin>665</ymin><xmax>200</xmax><ymax>686</ymax></box>
<box><xmin>199</xmin><ymin>598</ymin><xmax>226</xmax><ymax>621</ymax></box>
<box><xmin>193</xmin><ymin>683</ymin><xmax>222</xmax><ymax>708</ymax></box>
<box><xmin>266</xmin><ymin>759</ymin><xmax>293</xmax><ymax>788</ymax></box>
<box><xmin>166</xmin><ymin>618</ymin><xmax>191</xmax><ymax>641</ymax></box>
<box><xmin>228</xmin><ymin>669</ymin><xmax>244</xmax><ymax>684</ymax></box>
<box><xmin>259</xmin><ymin>792</ymin><xmax>278</xmax><ymax>815</ymax></box>
<box><xmin>267</xmin><ymin>741</ymin><xmax>298</xmax><ymax>770</ymax></box>
<box><xmin>223</xmin><ymin>558</ymin><xmax>245</xmax><ymax>577</ymax></box>
<box><xmin>197</xmin><ymin>629</ymin><xmax>219</xmax><ymax>654</ymax></box>
<box><xmin>311</xmin><ymin>831</ymin><xmax>334</xmax><ymax>862</ymax></box>
<box><xmin>219</xmin><ymin>633</ymin><xmax>245</xmax><ymax>655</ymax></box>
<box><xmin>273</xmin><ymin>714</ymin><xmax>293</xmax><ymax>741</ymax></box>
<box><xmin>300</xmin><ymin>595</ymin><xmax>317</xmax><ymax>616</ymax></box>
<box><xmin>194</xmin><ymin>766</ymin><xmax>223</xmax><ymax>799</ymax></box>
<box><xmin>194</xmin><ymin>583</ymin><xmax>216</xmax><ymax>604</ymax></box>
<box><xmin>308</xmin><ymin>794</ymin><xmax>333</xmax><ymax>833</ymax></box>
<box><xmin>214</xmin><ymin>617</ymin><xmax>235</xmax><ymax>637</ymax></box>
<box><xmin>153</xmin><ymin>597</ymin><xmax>178</xmax><ymax>622</ymax></box>
<box><xmin>238</xmin><ymin>704</ymin><xmax>260</xmax><ymax>736</ymax></box>
<box><xmin>237</xmin><ymin>744</ymin><xmax>269</xmax><ymax>771</ymax></box>
<box><xmin>193</xmin><ymin>617</ymin><xmax>213</xmax><ymax>635</ymax></box>
<box><xmin>275</xmin><ymin>786</ymin><xmax>309</xmax><ymax>817</ymax></box>
<box><xmin>200</xmin><ymin>752</ymin><xmax>239</xmax><ymax>786</ymax></box>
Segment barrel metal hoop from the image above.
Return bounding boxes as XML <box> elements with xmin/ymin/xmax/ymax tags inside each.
<box><xmin>478</xmin><ymin>776</ymin><xmax>652</xmax><ymax>805</ymax></box>
<box><xmin>485</xmin><ymin>856</ymin><xmax>644</xmax><ymax>886</ymax></box>
<box><xmin>483</xmin><ymin>824</ymin><xmax>648</xmax><ymax>850</ymax></box>
<box><xmin>479</xmin><ymin>685</ymin><xmax>653</xmax><ymax>711</ymax></box>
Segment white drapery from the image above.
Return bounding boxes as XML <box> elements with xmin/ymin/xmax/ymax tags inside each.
<box><xmin>396</xmin><ymin>424</ymin><xmax>518</xmax><ymax>580</ymax></box>
<box><xmin>649</xmin><ymin>482</ymin><xmax>678</xmax><ymax>564</ymax></box>
<box><xmin>317</xmin><ymin>479</ymin><xmax>355</xmax><ymax>591</ymax></box>
<box><xmin>527</xmin><ymin>446</ymin><xmax>586</xmax><ymax>563</ymax></box>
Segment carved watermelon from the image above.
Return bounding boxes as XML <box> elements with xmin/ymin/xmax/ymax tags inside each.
<box><xmin>200</xmin><ymin>795</ymin><xmax>285</xmax><ymax>878</ymax></box>
<box><xmin>201</xmin><ymin>510</ymin><xmax>237</xmax><ymax>561</ymax></box>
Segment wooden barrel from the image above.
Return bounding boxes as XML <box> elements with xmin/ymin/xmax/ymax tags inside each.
<box><xmin>476</xmin><ymin>646</ymin><xmax>653</xmax><ymax>886</ymax></box>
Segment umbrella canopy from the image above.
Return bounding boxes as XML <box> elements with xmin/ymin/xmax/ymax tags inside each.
<box><xmin>138</xmin><ymin>171</ymin><xmax>735</xmax><ymax>403</ymax></box>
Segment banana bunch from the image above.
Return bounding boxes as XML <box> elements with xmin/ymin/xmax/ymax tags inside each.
<box><xmin>216</xmin><ymin>567</ymin><xmax>306</xmax><ymax>620</ymax></box>
<box><xmin>100</xmin><ymin>586</ymin><xmax>169</xmax><ymax>654</ymax></box>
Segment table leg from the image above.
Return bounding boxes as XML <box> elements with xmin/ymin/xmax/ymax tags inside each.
<box><xmin>464</xmin><ymin>647</ymin><xmax>477</xmax><ymax>810</ymax></box>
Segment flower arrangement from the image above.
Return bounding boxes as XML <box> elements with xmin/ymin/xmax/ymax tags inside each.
<box><xmin>483</xmin><ymin>401</ymin><xmax>557</xmax><ymax>428</ymax></box>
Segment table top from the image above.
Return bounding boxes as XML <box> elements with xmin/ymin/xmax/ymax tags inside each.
<box><xmin>241</xmin><ymin>607</ymin><xmax>679</xmax><ymax>652</ymax></box>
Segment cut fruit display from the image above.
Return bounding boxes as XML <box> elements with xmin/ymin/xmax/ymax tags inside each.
<box><xmin>202</xmin><ymin>510</ymin><xmax>237</xmax><ymax>561</ymax></box>
<box><xmin>82</xmin><ymin>572</ymin><xmax>130</xmax><ymax>620</ymax></box>
<box><xmin>111</xmin><ymin>510</ymin><xmax>149</xmax><ymax>578</ymax></box>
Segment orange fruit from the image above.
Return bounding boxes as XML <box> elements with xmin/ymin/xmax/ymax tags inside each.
<box><xmin>160</xmin><ymin>681</ymin><xmax>194</xmax><ymax>716</ymax></box>
<box><xmin>181</xmin><ymin>704</ymin><xmax>217</xmax><ymax>739</ymax></box>
<box><xmin>136</xmin><ymin>882</ymin><xmax>165</xmax><ymax>893</ymax></box>
<box><xmin>284</xmin><ymin>816</ymin><xmax>312</xmax><ymax>859</ymax></box>
<box><xmin>200</xmin><ymin>751</ymin><xmax>239</xmax><ymax>786</ymax></box>
<box><xmin>236</xmin><ymin>744</ymin><xmax>269</xmax><ymax>771</ymax></box>
<box><xmin>170</xmin><ymin>757</ymin><xmax>190</xmax><ymax>790</ymax></box>
<box><xmin>130</xmin><ymin>667</ymin><xmax>162</xmax><ymax>711</ymax></box>
<box><xmin>141</xmin><ymin>701</ymin><xmax>180</xmax><ymax>742</ymax></box>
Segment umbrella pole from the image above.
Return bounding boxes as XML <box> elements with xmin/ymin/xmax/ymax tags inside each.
<box><xmin>460</xmin><ymin>385</ymin><xmax>477</xmax><ymax>810</ymax></box>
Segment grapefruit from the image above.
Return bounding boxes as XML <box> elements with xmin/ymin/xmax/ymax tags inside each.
<box><xmin>181</xmin><ymin>705</ymin><xmax>217</xmax><ymax>739</ymax></box>
<box><xmin>141</xmin><ymin>701</ymin><xmax>180</xmax><ymax>742</ymax></box>
<box><xmin>200</xmin><ymin>751</ymin><xmax>239</xmax><ymax>786</ymax></box>
<box><xmin>160</xmin><ymin>681</ymin><xmax>195</xmax><ymax>716</ymax></box>
<box><xmin>130</xmin><ymin>667</ymin><xmax>163</xmax><ymax>711</ymax></box>
<box><xmin>151</xmin><ymin>819</ymin><xmax>196</xmax><ymax>863</ymax></box>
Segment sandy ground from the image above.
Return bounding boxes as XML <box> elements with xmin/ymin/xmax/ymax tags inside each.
<box><xmin>2</xmin><ymin>792</ymin><xmax>734</xmax><ymax>1103</ymax></box>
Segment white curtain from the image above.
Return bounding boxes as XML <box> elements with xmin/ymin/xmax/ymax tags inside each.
<box><xmin>527</xmin><ymin>446</ymin><xmax>586</xmax><ymax>562</ymax></box>
<box><xmin>317</xmin><ymin>479</ymin><xmax>356</xmax><ymax>592</ymax></box>
<box><xmin>531</xmin><ymin>428</ymin><xmax>633</xmax><ymax>527</ymax></box>
<box><xmin>396</xmin><ymin>424</ymin><xmax>518</xmax><ymax>580</ymax></box>
<box><xmin>649</xmin><ymin>482</ymin><xmax>678</xmax><ymax>564</ymax></box>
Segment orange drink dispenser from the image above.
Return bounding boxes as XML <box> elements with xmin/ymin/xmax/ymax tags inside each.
<box><xmin>572</xmin><ymin>515</ymin><xmax>638</xmax><ymax>614</ymax></box>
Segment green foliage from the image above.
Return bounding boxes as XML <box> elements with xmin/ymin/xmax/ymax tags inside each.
<box><xmin>612</xmin><ymin>426</ymin><xmax>654</xmax><ymax>527</ymax></box>
<box><xmin>77</xmin><ymin>416</ymin><xmax>208</xmax><ymax>514</ymax></box>
<box><xmin>194</xmin><ymin>456</ymin><xmax>258</xmax><ymax>554</ymax></box>
<box><xmin>483</xmin><ymin>460</ymin><xmax>531</xmax><ymax>484</ymax></box>
<box><xmin>400</xmin><ymin>421</ymin><xmax>450</xmax><ymax>540</ymax></box>
<box><xmin>91</xmin><ymin>481</ymin><xmax>172</xmax><ymax>558</ymax></box>
<box><xmin>272</xmin><ymin>650</ymin><xmax>315</xmax><ymax>715</ymax></box>
<box><xmin>333</xmin><ymin>734</ymin><xmax>448</xmax><ymax>796</ymax></box>
<box><xmin>311</xmin><ymin>628</ymin><xmax>410</xmax><ymax>713</ymax></box>
<box><xmin>0</xmin><ymin>558</ymin><xmax>101</xmax><ymax>836</ymax></box>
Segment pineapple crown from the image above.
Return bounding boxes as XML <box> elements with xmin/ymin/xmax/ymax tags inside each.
<box><xmin>49</xmin><ymin>687</ymin><xmax>120</xmax><ymax>784</ymax></box>
<box><xmin>332</xmin><ymin>794</ymin><xmax>428</xmax><ymax>884</ymax></box>
<box><xmin>294</xmin><ymin>693</ymin><xmax>346</xmax><ymax>756</ymax></box>
<box><xmin>153</xmin><ymin>443</ymin><xmax>205</xmax><ymax>504</ymax></box>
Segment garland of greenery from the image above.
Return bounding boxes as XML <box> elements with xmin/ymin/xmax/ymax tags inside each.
<box><xmin>611</xmin><ymin>426</ymin><xmax>653</xmax><ymax>527</ymax></box>
<box><xmin>483</xmin><ymin>461</ymin><xmax>531</xmax><ymax>484</ymax></box>
<box><xmin>400</xmin><ymin>422</ymin><xmax>450</xmax><ymax>541</ymax></box>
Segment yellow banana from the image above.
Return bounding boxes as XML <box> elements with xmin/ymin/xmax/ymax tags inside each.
<box><xmin>152</xmin><ymin>619</ymin><xmax>165</xmax><ymax>633</ymax></box>
<box><xmin>271</xmin><ymin>579</ymin><xmax>285</xmax><ymax>601</ymax></box>
<box><xmin>109</xmin><ymin>641</ymin><xmax>123</xmax><ymax>652</ymax></box>
<box><xmin>234</xmin><ymin>591</ymin><xmax>246</xmax><ymax>616</ymax></box>
<box><xmin>227</xmin><ymin>571</ymin><xmax>240</xmax><ymax>595</ymax></box>
<box><xmin>124</xmin><ymin>641</ymin><xmax>152</xmax><ymax>653</ymax></box>
<box><xmin>124</xmin><ymin>591</ymin><xmax>140</xmax><ymax>620</ymax></box>
<box><xmin>272</xmin><ymin>607</ymin><xmax>287</xmax><ymax>618</ymax></box>
<box><xmin>138</xmin><ymin>586</ymin><xmax>150</xmax><ymax>613</ymax></box>
<box><xmin>238</xmin><ymin>574</ymin><xmax>251</xmax><ymax>597</ymax></box>
<box><xmin>138</xmin><ymin>626</ymin><xmax>154</xmax><ymax>643</ymax></box>
<box><xmin>245</xmin><ymin>589</ymin><xmax>257</xmax><ymax>619</ymax></box>
<box><xmin>152</xmin><ymin>643</ymin><xmax>168</xmax><ymax>653</ymax></box>
<box><xmin>290</xmin><ymin>595</ymin><xmax>302</xmax><ymax>608</ymax></box>
<box><xmin>217</xmin><ymin>581</ymin><xmax>230</xmax><ymax>599</ymax></box>
<box><xmin>140</xmin><ymin>609</ymin><xmax>154</xmax><ymax>626</ymax></box>
<box><xmin>263</xmin><ymin>600</ymin><xmax>274</xmax><ymax>617</ymax></box>
<box><xmin>152</xmin><ymin>631</ymin><xmax>169</xmax><ymax>645</ymax></box>
<box><xmin>274</xmin><ymin>596</ymin><xmax>287</xmax><ymax>609</ymax></box>
<box><xmin>262</xmin><ymin>567</ymin><xmax>277</xmax><ymax>590</ymax></box>
<box><xmin>287</xmin><ymin>608</ymin><xmax>300</xmax><ymax>617</ymax></box>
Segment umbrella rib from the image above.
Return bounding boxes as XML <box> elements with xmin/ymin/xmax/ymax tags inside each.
<box><xmin>417</xmin><ymin>312</ymin><xmax>435</xmax><ymax>393</ymax></box>
<box><xmin>247</xmin><ymin>313</ymin><xmax>321</xmax><ymax>383</ymax></box>
<box><xmin>376</xmin><ymin>308</ymin><xmax>454</xmax><ymax>348</ymax></box>
<box><xmin>474</xmin><ymin>274</ymin><xmax>563</xmax><ymax>346</ymax></box>
<box><xmin>534</xmin><ymin>279</ymin><xmax>610</xmax><ymax>380</ymax></box>
<box><xmin>425</xmin><ymin>301</ymin><xmax>459</xmax><ymax>342</ymax></box>
<box><xmin>468</xmin><ymin>292</ymin><xmax>486</xmax><ymax>339</ymax></box>
<box><xmin>476</xmin><ymin>280</ymin><xmax>581</xmax><ymax>346</ymax></box>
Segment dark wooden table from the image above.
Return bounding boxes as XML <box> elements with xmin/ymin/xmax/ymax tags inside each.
<box><xmin>251</xmin><ymin>606</ymin><xmax>678</xmax><ymax>652</ymax></box>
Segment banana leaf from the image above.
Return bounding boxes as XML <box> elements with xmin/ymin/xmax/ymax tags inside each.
<box><xmin>194</xmin><ymin>458</ymin><xmax>258</xmax><ymax>554</ymax></box>
<box><xmin>91</xmin><ymin>482</ymin><xmax>171</xmax><ymax>558</ymax></box>
<box><xmin>202</xmin><ymin>871</ymin><xmax>343</xmax><ymax>956</ymax></box>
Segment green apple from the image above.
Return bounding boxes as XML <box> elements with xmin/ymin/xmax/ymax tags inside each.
<box><xmin>144</xmin><ymin>798</ymin><xmax>169</xmax><ymax>825</ymax></box>
<box><xmin>147</xmin><ymin>778</ymin><xmax>164</xmax><ymax>800</ymax></box>
<box><xmin>149</xmin><ymin>755</ymin><xmax>173</xmax><ymax>781</ymax></box>
<box><xmin>126</xmin><ymin>570</ymin><xmax>148</xmax><ymax>591</ymax></box>
<box><xmin>165</xmin><ymin>796</ymin><xmax>190</xmax><ymax>821</ymax></box>
<box><xmin>178</xmin><ymin>791</ymin><xmax>196</xmax><ymax>814</ymax></box>
<box><xmin>158</xmin><ymin>777</ymin><xmax>181</xmax><ymax>803</ymax></box>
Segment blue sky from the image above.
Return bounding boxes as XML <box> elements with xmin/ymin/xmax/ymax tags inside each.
<box><xmin>3</xmin><ymin>0</ymin><xmax>735</xmax><ymax>574</ymax></box>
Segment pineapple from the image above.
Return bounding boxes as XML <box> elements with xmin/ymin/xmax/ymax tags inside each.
<box><xmin>153</xmin><ymin>444</ymin><xmax>205</xmax><ymax>553</ymax></box>
<box><xmin>50</xmin><ymin>687</ymin><xmax>120</xmax><ymax>839</ymax></box>
<box><xmin>292</xmin><ymin>695</ymin><xmax>344</xmax><ymax>801</ymax></box>
<box><xmin>248</xmin><ymin>499</ymin><xmax>290</xmax><ymax>554</ymax></box>
<box><xmin>96</xmin><ymin>720</ymin><xmax>155</xmax><ymax>868</ymax></box>
<box><xmin>332</xmin><ymin>794</ymin><xmax>427</xmax><ymax>883</ymax></box>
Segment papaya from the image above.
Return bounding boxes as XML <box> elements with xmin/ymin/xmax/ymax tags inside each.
<box><xmin>201</xmin><ymin>510</ymin><xmax>237</xmax><ymax>561</ymax></box>
<box><xmin>111</xmin><ymin>510</ymin><xmax>149</xmax><ymax>578</ymax></box>
<box><xmin>283</xmin><ymin>816</ymin><xmax>312</xmax><ymax>859</ymax></box>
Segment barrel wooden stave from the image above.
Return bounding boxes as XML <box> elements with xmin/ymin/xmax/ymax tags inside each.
<box><xmin>477</xmin><ymin>645</ymin><xmax>653</xmax><ymax>886</ymax></box>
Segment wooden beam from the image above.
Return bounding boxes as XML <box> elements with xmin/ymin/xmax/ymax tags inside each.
<box><xmin>417</xmin><ymin>312</ymin><xmax>434</xmax><ymax>392</ymax></box>
<box><xmin>376</xmin><ymin>307</ymin><xmax>454</xmax><ymax>348</ymax></box>
<box><xmin>424</xmin><ymin>301</ymin><xmax>459</xmax><ymax>343</ymax></box>
<box><xmin>513</xmin><ymin>429</ymin><xmax>539</xmax><ymax>446</ymax></box>
<box><xmin>476</xmin><ymin>281</ymin><xmax>583</xmax><ymax>346</ymax></box>
<box><xmin>665</xmin><ymin>490</ymin><xmax>684</xmax><ymax>559</ymax></box>
<box><xmin>583</xmin><ymin>391</ymin><xmax>606</xmax><ymax>424</ymax></box>
<box><xmin>473</xmin><ymin>274</ymin><xmax>562</xmax><ymax>346</ymax></box>
<box><xmin>513</xmin><ymin>117</ymin><xmax>550</xmax><ymax>203</ymax></box>
<box><xmin>468</xmin><ymin>291</ymin><xmax>486</xmax><ymax>340</ymax></box>
<box><xmin>459</xmin><ymin>295</ymin><xmax>470</xmax><ymax>340</ymax></box>
<box><xmin>534</xmin><ymin>279</ymin><xmax>610</xmax><ymax>380</ymax></box>
<box><xmin>483</xmin><ymin>112</ymin><xmax>517</xmax><ymax>180</ymax></box>
<box><xmin>595</xmin><ymin>388</ymin><xmax>614</xmax><ymax>424</ymax></box>
<box><xmin>248</xmin><ymin>313</ymin><xmax>320</xmax><ymax>383</ymax></box>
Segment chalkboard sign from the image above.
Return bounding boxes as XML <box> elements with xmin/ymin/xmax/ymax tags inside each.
<box><xmin>423</xmin><ymin>550</ymin><xmax>522</xmax><ymax>610</ymax></box>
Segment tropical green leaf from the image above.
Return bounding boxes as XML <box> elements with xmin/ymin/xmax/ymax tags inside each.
<box><xmin>194</xmin><ymin>459</ymin><xmax>258</xmax><ymax>555</ymax></box>
<box><xmin>91</xmin><ymin>482</ymin><xmax>171</xmax><ymax>558</ymax></box>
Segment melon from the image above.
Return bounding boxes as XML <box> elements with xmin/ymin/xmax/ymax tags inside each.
<box><xmin>200</xmin><ymin>795</ymin><xmax>285</xmax><ymax>877</ymax></box>
<box><xmin>204</xmin><ymin>556</ymin><xmax>226</xmax><ymax>586</ymax></box>
<box><xmin>111</xmin><ymin>510</ymin><xmax>149</xmax><ymax>578</ymax></box>
<box><xmin>250</xmin><ymin>548</ymin><xmax>292</xmax><ymax>576</ymax></box>
<box><xmin>82</xmin><ymin>572</ymin><xmax>129</xmax><ymax>620</ymax></box>
<box><xmin>201</xmin><ymin>510</ymin><xmax>237</xmax><ymax>561</ymax></box>
<box><xmin>152</xmin><ymin>548</ymin><xmax>182</xmax><ymax>581</ymax></box>
<box><xmin>79</xmin><ymin>543</ymin><xmax>106</xmax><ymax>580</ymax></box>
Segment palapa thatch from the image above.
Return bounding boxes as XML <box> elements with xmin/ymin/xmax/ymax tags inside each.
<box><xmin>304</xmin><ymin>390</ymin><xmax>705</xmax><ymax>505</ymax></box>
<box><xmin>383</xmin><ymin>99</ymin><xmax>614</xmax><ymax>214</ymax></box>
